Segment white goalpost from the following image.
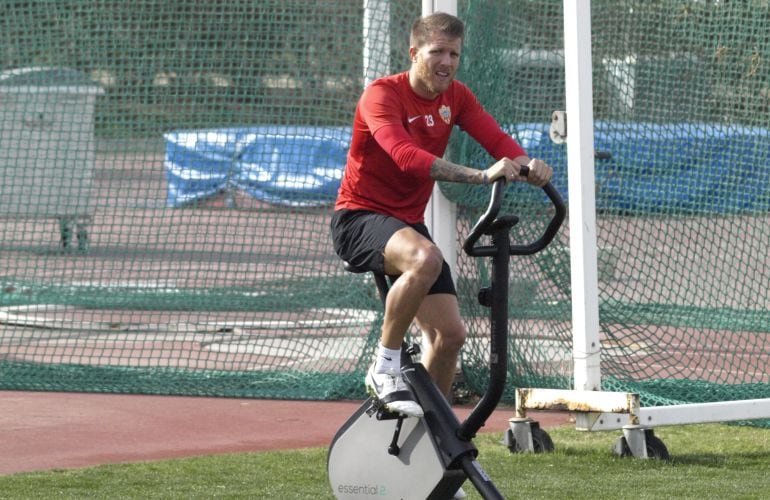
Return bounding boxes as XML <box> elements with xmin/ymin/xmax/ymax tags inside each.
<box><xmin>510</xmin><ymin>0</ymin><xmax>770</xmax><ymax>459</ymax></box>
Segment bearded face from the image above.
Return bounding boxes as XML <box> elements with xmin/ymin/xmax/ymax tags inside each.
<box><xmin>409</xmin><ymin>33</ymin><xmax>462</xmax><ymax>99</ymax></box>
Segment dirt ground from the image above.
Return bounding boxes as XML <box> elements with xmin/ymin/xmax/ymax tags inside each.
<box><xmin>0</xmin><ymin>391</ymin><xmax>572</xmax><ymax>476</ymax></box>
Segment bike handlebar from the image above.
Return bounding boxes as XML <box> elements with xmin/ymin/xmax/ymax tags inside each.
<box><xmin>456</xmin><ymin>169</ymin><xmax>566</xmax><ymax>443</ymax></box>
<box><xmin>462</xmin><ymin>170</ymin><xmax>566</xmax><ymax>257</ymax></box>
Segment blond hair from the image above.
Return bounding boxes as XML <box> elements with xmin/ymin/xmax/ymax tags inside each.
<box><xmin>410</xmin><ymin>12</ymin><xmax>464</xmax><ymax>48</ymax></box>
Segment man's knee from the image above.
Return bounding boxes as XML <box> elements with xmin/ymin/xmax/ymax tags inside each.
<box><xmin>384</xmin><ymin>227</ymin><xmax>444</xmax><ymax>280</ymax></box>
<box><xmin>435</xmin><ymin>323</ymin><xmax>467</xmax><ymax>355</ymax></box>
<box><xmin>410</xmin><ymin>244</ymin><xmax>444</xmax><ymax>281</ymax></box>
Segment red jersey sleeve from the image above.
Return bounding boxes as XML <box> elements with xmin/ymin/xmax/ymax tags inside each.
<box><xmin>455</xmin><ymin>84</ymin><xmax>528</xmax><ymax>161</ymax></box>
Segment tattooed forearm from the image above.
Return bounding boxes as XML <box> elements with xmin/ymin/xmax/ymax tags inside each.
<box><xmin>430</xmin><ymin>158</ymin><xmax>486</xmax><ymax>184</ymax></box>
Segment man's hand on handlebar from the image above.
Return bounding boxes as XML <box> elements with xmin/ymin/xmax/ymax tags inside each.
<box><xmin>483</xmin><ymin>157</ymin><xmax>553</xmax><ymax>187</ymax></box>
<box><xmin>522</xmin><ymin>158</ymin><xmax>552</xmax><ymax>187</ymax></box>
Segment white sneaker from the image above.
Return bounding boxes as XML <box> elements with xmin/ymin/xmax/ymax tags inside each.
<box><xmin>365</xmin><ymin>365</ymin><xmax>424</xmax><ymax>418</ymax></box>
<box><xmin>453</xmin><ymin>486</ymin><xmax>467</xmax><ymax>499</ymax></box>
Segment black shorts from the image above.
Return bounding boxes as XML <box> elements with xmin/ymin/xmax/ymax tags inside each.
<box><xmin>330</xmin><ymin>209</ymin><xmax>457</xmax><ymax>296</ymax></box>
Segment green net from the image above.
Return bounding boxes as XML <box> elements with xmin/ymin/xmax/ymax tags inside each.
<box><xmin>0</xmin><ymin>1</ymin><xmax>768</xmax><ymax>425</ymax></box>
<box><xmin>0</xmin><ymin>0</ymin><xmax>385</xmax><ymax>399</ymax></box>
<box><xmin>451</xmin><ymin>0</ymin><xmax>770</xmax><ymax>423</ymax></box>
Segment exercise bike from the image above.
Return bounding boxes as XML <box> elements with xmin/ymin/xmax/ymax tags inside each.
<box><xmin>328</xmin><ymin>173</ymin><xmax>566</xmax><ymax>499</ymax></box>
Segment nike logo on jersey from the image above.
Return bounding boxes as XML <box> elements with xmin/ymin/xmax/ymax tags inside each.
<box><xmin>407</xmin><ymin>115</ymin><xmax>435</xmax><ymax>127</ymax></box>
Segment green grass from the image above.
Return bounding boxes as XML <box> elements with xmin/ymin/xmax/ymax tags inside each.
<box><xmin>0</xmin><ymin>424</ymin><xmax>768</xmax><ymax>499</ymax></box>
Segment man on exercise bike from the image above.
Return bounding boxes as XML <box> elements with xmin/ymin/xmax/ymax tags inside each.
<box><xmin>330</xmin><ymin>12</ymin><xmax>552</xmax><ymax>419</ymax></box>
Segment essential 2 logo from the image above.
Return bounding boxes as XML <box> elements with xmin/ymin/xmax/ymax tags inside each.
<box><xmin>335</xmin><ymin>483</ymin><xmax>387</xmax><ymax>496</ymax></box>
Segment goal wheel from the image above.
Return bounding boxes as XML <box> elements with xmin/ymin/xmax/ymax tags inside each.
<box><xmin>613</xmin><ymin>429</ymin><xmax>670</xmax><ymax>460</ymax></box>
<box><xmin>505</xmin><ymin>425</ymin><xmax>555</xmax><ymax>453</ymax></box>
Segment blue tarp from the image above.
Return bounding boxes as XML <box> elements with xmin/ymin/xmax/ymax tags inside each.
<box><xmin>164</xmin><ymin>126</ymin><xmax>351</xmax><ymax>207</ymax></box>
<box><xmin>512</xmin><ymin>122</ymin><xmax>770</xmax><ymax>214</ymax></box>
<box><xmin>164</xmin><ymin>123</ymin><xmax>770</xmax><ymax>213</ymax></box>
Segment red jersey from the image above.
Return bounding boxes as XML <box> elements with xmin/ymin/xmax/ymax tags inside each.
<box><xmin>335</xmin><ymin>71</ymin><xmax>526</xmax><ymax>224</ymax></box>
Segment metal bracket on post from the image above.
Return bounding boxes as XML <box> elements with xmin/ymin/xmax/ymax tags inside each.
<box><xmin>620</xmin><ymin>425</ymin><xmax>648</xmax><ymax>458</ymax></box>
<box><xmin>506</xmin><ymin>417</ymin><xmax>536</xmax><ymax>452</ymax></box>
<box><xmin>550</xmin><ymin>110</ymin><xmax>567</xmax><ymax>144</ymax></box>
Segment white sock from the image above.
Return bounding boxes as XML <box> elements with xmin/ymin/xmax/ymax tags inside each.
<box><xmin>374</xmin><ymin>343</ymin><xmax>402</xmax><ymax>375</ymax></box>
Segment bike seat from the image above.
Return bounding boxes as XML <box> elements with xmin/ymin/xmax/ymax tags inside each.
<box><xmin>343</xmin><ymin>261</ymin><xmax>368</xmax><ymax>274</ymax></box>
<box><xmin>342</xmin><ymin>261</ymin><xmax>389</xmax><ymax>305</ymax></box>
